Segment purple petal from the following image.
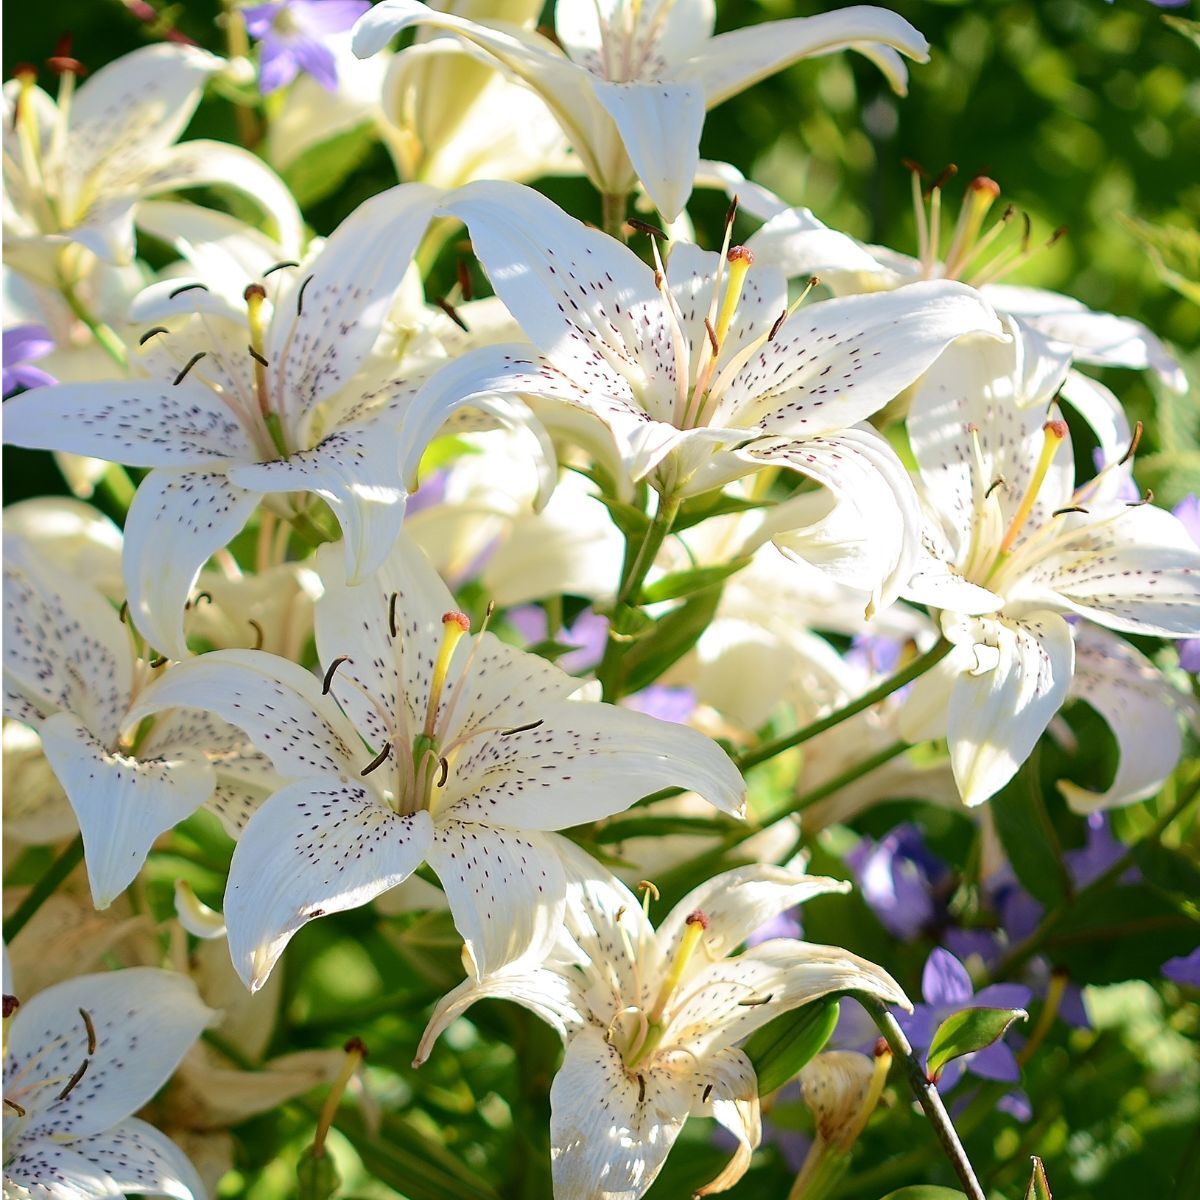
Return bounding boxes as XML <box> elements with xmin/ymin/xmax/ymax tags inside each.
<box><xmin>972</xmin><ymin>983</ymin><xmax>1033</xmax><ymax>1011</ymax></box>
<box><xmin>1178</xmin><ymin>638</ymin><xmax>1200</xmax><ymax>674</ymax></box>
<box><xmin>405</xmin><ymin>468</ymin><xmax>448</xmax><ymax>516</ymax></box>
<box><xmin>943</xmin><ymin>928</ymin><xmax>1004</xmax><ymax>971</ymax></box>
<box><xmin>968</xmin><ymin>1040</ymin><xmax>1021</xmax><ymax>1083</ymax></box>
<box><xmin>846</xmin><ymin>632</ymin><xmax>904</xmax><ymax>676</ymax></box>
<box><xmin>4</xmin><ymin>324</ymin><xmax>55</xmax><ymax>362</ymax></box>
<box><xmin>293</xmin><ymin>0</ymin><xmax>371</xmax><ymax>35</ymax></box>
<box><xmin>746</xmin><ymin>908</ymin><xmax>803</xmax><ymax>948</ymax></box>
<box><xmin>1163</xmin><ymin>946</ymin><xmax>1200</xmax><ymax>987</ymax></box>
<box><xmin>258</xmin><ymin>42</ymin><xmax>301</xmax><ymax>92</ymax></box>
<box><xmin>896</xmin><ymin>1005</ymin><xmax>938</xmax><ymax>1053</ymax></box>
<box><xmin>1174</xmin><ymin>495</ymin><xmax>1200</xmax><ymax>546</ymax></box>
<box><xmin>507</xmin><ymin>604</ymin><xmax>549</xmax><ymax>646</ymax></box>
<box><xmin>1064</xmin><ymin>813</ymin><xmax>1127</xmax><ymax>888</ymax></box>
<box><xmin>292</xmin><ymin>37</ymin><xmax>339</xmax><ymax>91</ymax></box>
<box><xmin>624</xmin><ymin>684</ymin><xmax>697</xmax><ymax>725</ymax></box>
<box><xmin>922</xmin><ymin>949</ymin><xmax>974</xmax><ymax>1007</ymax></box>
<box><xmin>242</xmin><ymin>1</ymin><xmax>286</xmax><ymax>38</ymax></box>
<box><xmin>998</xmin><ymin>887</ymin><xmax>1043</xmax><ymax>944</ymax></box>
<box><xmin>559</xmin><ymin>609</ymin><xmax>608</xmax><ymax>673</ymax></box>
<box><xmin>1058</xmin><ymin>983</ymin><xmax>1090</xmax><ymax>1030</ymax></box>
<box><xmin>936</xmin><ymin>1058</ymin><xmax>966</xmax><ymax>1092</ymax></box>
<box><xmin>3</xmin><ymin>363</ymin><xmax>57</xmax><ymax>397</ymax></box>
<box><xmin>997</xmin><ymin>1089</ymin><xmax>1032</xmax><ymax>1122</ymax></box>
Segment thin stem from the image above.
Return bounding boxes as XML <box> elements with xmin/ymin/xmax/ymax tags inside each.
<box><xmin>5</xmin><ymin>836</ymin><xmax>84</xmax><ymax>941</ymax></box>
<box><xmin>59</xmin><ymin>276</ymin><xmax>128</xmax><ymax>370</ymax></box>
<box><xmin>220</xmin><ymin>0</ymin><xmax>261</xmax><ymax>147</ymax></box>
<box><xmin>858</xmin><ymin>995</ymin><xmax>986</xmax><ymax>1200</ymax></box>
<box><xmin>737</xmin><ymin>639</ymin><xmax>952</xmax><ymax>773</ymax></box>
<box><xmin>602</xmin><ymin>191</ymin><xmax>629</xmax><ymax>240</ymax></box>
<box><xmin>782</xmin><ymin>739</ymin><xmax>909</xmax><ymax>817</ymax></box>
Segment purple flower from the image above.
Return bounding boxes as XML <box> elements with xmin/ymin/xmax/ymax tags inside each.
<box><xmin>243</xmin><ymin>0</ymin><xmax>369</xmax><ymax>93</ymax></box>
<box><xmin>2</xmin><ymin>325</ymin><xmax>56</xmax><ymax>397</ymax></box>
<box><xmin>623</xmin><ymin>684</ymin><xmax>697</xmax><ymax>725</ymax></box>
<box><xmin>845</xmin><ymin>631</ymin><xmax>905</xmax><ymax>677</ymax></box>
<box><xmin>1173</xmin><ymin>496</ymin><xmax>1200</xmax><ymax>672</ymax></box>
<box><xmin>1163</xmin><ymin>947</ymin><xmax>1200</xmax><ymax>987</ymax></box>
<box><xmin>507</xmin><ymin>605</ymin><xmax>608</xmax><ymax>675</ymax></box>
<box><xmin>847</xmin><ymin>823</ymin><xmax>945</xmax><ymax>941</ymax></box>
<box><xmin>899</xmin><ymin>949</ymin><xmax>1032</xmax><ymax>1092</ymax></box>
<box><xmin>746</xmin><ymin>907</ymin><xmax>804</xmax><ymax>948</ymax></box>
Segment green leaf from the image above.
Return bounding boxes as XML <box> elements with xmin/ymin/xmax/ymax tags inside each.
<box><xmin>618</xmin><ymin>584</ymin><xmax>725</xmax><ymax>695</ymax></box>
<box><xmin>297</xmin><ymin>1147</ymin><xmax>340</xmax><ymax>1200</ymax></box>
<box><xmin>1025</xmin><ymin>1155</ymin><xmax>1053</xmax><ymax>1200</ymax></box>
<box><xmin>1118</xmin><ymin>213</ymin><xmax>1200</xmax><ymax>305</ymax></box>
<box><xmin>592</xmin><ymin>814</ymin><xmax>739</xmax><ymax>844</ymax></box>
<box><xmin>639</xmin><ymin>557</ymin><xmax>750</xmax><ymax>603</ymax></box>
<box><xmin>594</xmin><ymin>494</ymin><xmax>652</xmax><ymax>540</ymax></box>
<box><xmin>926</xmin><ymin>1006</ymin><xmax>1028</xmax><ymax>1081</ymax></box>
<box><xmin>879</xmin><ymin>1188</ymin><xmax>966</xmax><ymax>1200</ymax></box>
<box><xmin>280</xmin><ymin>122</ymin><xmax>379</xmax><ymax>208</ymax></box>
<box><xmin>990</xmin><ymin>765</ymin><xmax>1068</xmax><ymax>906</ymax></box>
<box><xmin>1163</xmin><ymin>14</ymin><xmax>1200</xmax><ymax>52</ymax></box>
<box><xmin>673</xmin><ymin>490</ymin><xmax>773</xmax><ymax>531</ymax></box>
<box><xmin>1132</xmin><ymin>841</ymin><xmax>1200</xmax><ymax>899</ymax></box>
<box><xmin>743</xmin><ymin>997</ymin><xmax>839</xmax><ymax>1095</ymax></box>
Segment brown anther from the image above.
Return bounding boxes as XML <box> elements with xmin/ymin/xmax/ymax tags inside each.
<box><xmin>442</xmin><ymin>611</ymin><xmax>471</xmax><ymax>632</ymax></box>
<box><xmin>79</xmin><ymin>1007</ymin><xmax>97</xmax><ymax>1055</ymax></box>
<box><xmin>388</xmin><ymin>592</ymin><xmax>399</xmax><ymax>639</ymax></box>
<box><xmin>653</xmin><ymin>270</ymin><xmax>665</xmax><ymax>290</ymax></box>
<box><xmin>685</xmin><ymin>909</ymin><xmax>709</xmax><ymax>929</ymax></box>
<box><xmin>636</xmin><ymin>1073</ymin><xmax>646</xmax><ymax>1102</ymax></box>
<box><xmin>297</xmin><ymin>274</ymin><xmax>314</xmax><ymax>316</ymax></box>
<box><xmin>360</xmin><ymin>742</ymin><xmax>393</xmax><ymax>776</ymax></box>
<box><xmin>702</xmin><ymin>1083</ymin><xmax>714</xmax><ymax>1102</ymax></box>
<box><xmin>148</xmin><ymin>655</ymin><xmax>168</xmax><ymax>669</ymax></box>
<box><xmin>119</xmin><ymin>599</ymin><xmax>130</xmax><ymax>624</ymax></box>
<box><xmin>322</xmin><ymin>655</ymin><xmax>350</xmax><ymax>695</ymax></box>
<box><xmin>56</xmin><ymin>1057</ymin><xmax>90</xmax><ymax>1101</ymax></box>
<box><xmin>1126</xmin><ymin>488</ymin><xmax>1153</xmax><ymax>508</ymax></box>
<box><xmin>901</xmin><ymin>157</ymin><xmax>929</xmax><ymax>179</ymax></box>
<box><xmin>168</xmin><ymin>282</ymin><xmax>208</xmax><ymax>300</ymax></box>
<box><xmin>727</xmin><ymin>245</ymin><xmax>754</xmax><ymax>266</ymax></box>
<box><xmin>500</xmin><ymin>719</ymin><xmax>545</xmax><ymax>737</ymax></box>
<box><xmin>1020</xmin><ymin>212</ymin><xmax>1032</xmax><ymax>251</ymax></box>
<box><xmin>435</xmin><ymin>297</ymin><xmax>469</xmax><ymax>332</ymax></box>
<box><xmin>968</xmin><ymin>175</ymin><xmax>1000</xmax><ymax>198</ymax></box>
<box><xmin>456</xmin><ymin>258</ymin><xmax>474</xmax><ymax>301</ymax></box>
<box><xmin>1119</xmin><ymin>420</ymin><xmax>1143</xmax><ymax>466</ymax></box>
<box><xmin>3</xmin><ymin>994</ymin><xmax>19</xmax><ymax>1018</ymax></box>
<box><xmin>737</xmin><ymin>993</ymin><xmax>773</xmax><ymax>1006</ymax></box>
<box><xmin>437</xmin><ymin>756</ymin><xmax>449</xmax><ymax>787</ymax></box>
<box><xmin>263</xmin><ymin>260</ymin><xmax>300</xmax><ymax>277</ymax></box>
<box><xmin>768</xmin><ymin>308</ymin><xmax>788</xmax><ymax>341</ymax></box>
<box><xmin>1051</xmin><ymin>505</ymin><xmax>1089</xmax><ymax>517</ymax></box>
<box><xmin>343</xmin><ymin>1035</ymin><xmax>368</xmax><ymax>1057</ymax></box>
<box><xmin>4</xmin><ymin>1098</ymin><xmax>26</xmax><ymax>1117</ymax></box>
<box><xmin>985</xmin><ymin>476</ymin><xmax>1007</xmax><ymax>499</ymax></box>
<box><xmin>1046</xmin><ymin>225</ymin><xmax>1068</xmax><ymax>247</ymax></box>
<box><xmin>243</xmin><ymin>283</ymin><xmax>267</xmax><ymax>304</ymax></box>
<box><xmin>138</xmin><ymin>326</ymin><xmax>170</xmax><ymax>346</ymax></box>
<box><xmin>627</xmin><ymin>217</ymin><xmax>668</xmax><ymax>241</ymax></box>
<box><xmin>485</xmin><ymin>600</ymin><xmax>496</xmax><ymax>619</ymax></box>
<box><xmin>248</xmin><ymin>346</ymin><xmax>269</xmax><ymax>367</ymax></box>
<box><xmin>724</xmin><ymin>195</ymin><xmax>740</xmax><ymax>231</ymax></box>
<box><xmin>928</xmin><ymin>163</ymin><xmax>958</xmax><ymax>194</ymax></box>
<box><xmin>873</xmin><ymin>1037</ymin><xmax>891</xmax><ymax>1059</ymax></box>
<box><xmin>966</xmin><ymin>422</ymin><xmax>980</xmax><ymax>434</ymax></box>
<box><xmin>636</xmin><ymin>880</ymin><xmax>660</xmax><ymax>902</ymax></box>
<box><xmin>172</xmin><ymin>351</ymin><xmax>206</xmax><ymax>386</ymax></box>
<box><xmin>703</xmin><ymin>317</ymin><xmax>719</xmax><ymax>355</ymax></box>
<box><xmin>999</xmin><ymin>203</ymin><xmax>1016</xmax><ymax>222</ymax></box>
<box><xmin>248</xmin><ymin>619</ymin><xmax>264</xmax><ymax>650</ymax></box>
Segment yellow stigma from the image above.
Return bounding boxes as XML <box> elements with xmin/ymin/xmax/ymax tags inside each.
<box><xmin>424</xmin><ymin>611</ymin><xmax>470</xmax><ymax>738</ymax></box>
<box><xmin>998</xmin><ymin>420</ymin><xmax>1068</xmax><ymax>556</ymax></box>
<box><xmin>713</xmin><ymin>246</ymin><xmax>754</xmax><ymax>347</ymax></box>
<box><xmin>648</xmin><ymin>910</ymin><xmax>708</xmax><ymax>1025</ymax></box>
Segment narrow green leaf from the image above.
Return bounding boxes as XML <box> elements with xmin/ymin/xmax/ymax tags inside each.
<box><xmin>673</xmin><ymin>490</ymin><xmax>773</xmax><ymax>531</ymax></box>
<box><xmin>879</xmin><ymin>1189</ymin><xmax>967</xmax><ymax>1200</ymax></box>
<box><xmin>926</xmin><ymin>1006</ymin><xmax>1027</xmax><ymax>1081</ymax></box>
<box><xmin>594</xmin><ymin>494</ymin><xmax>652</xmax><ymax>539</ymax></box>
<box><xmin>639</xmin><ymin>557</ymin><xmax>750</xmax><ymax>604</ymax></box>
<box><xmin>619</xmin><ymin>584</ymin><xmax>724</xmax><ymax>695</ymax></box>
<box><xmin>1024</xmin><ymin>1155</ymin><xmax>1053</xmax><ymax>1200</ymax></box>
<box><xmin>593</xmin><ymin>814</ymin><xmax>739</xmax><ymax>844</ymax></box>
<box><xmin>744</xmin><ymin>997</ymin><xmax>839</xmax><ymax>1096</ymax></box>
<box><xmin>280</xmin><ymin>122</ymin><xmax>379</xmax><ymax>208</ymax></box>
<box><xmin>297</xmin><ymin>1147</ymin><xmax>340</xmax><ymax>1200</ymax></box>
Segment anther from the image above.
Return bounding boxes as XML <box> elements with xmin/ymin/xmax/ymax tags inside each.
<box><xmin>874</xmin><ymin>1037</ymin><xmax>890</xmax><ymax>1059</ymax></box>
<box><xmin>138</xmin><ymin>326</ymin><xmax>169</xmax><ymax>346</ymax></box>
<box><xmin>47</xmin><ymin>41</ymin><xmax>88</xmax><ymax>77</ymax></box>
<box><xmin>737</xmin><ymin>993</ymin><xmax>773</xmax><ymax>1006</ymax></box>
<box><xmin>172</xmin><ymin>352</ymin><xmax>206</xmax><ymax>385</ymax></box>
<box><xmin>928</xmin><ymin>163</ymin><xmax>958</xmax><ymax>195</ymax></box>
<box><xmin>248</xmin><ymin>346</ymin><xmax>269</xmax><ymax>367</ymax></box>
<box><xmin>627</xmin><ymin>217</ymin><xmax>668</xmax><ymax>241</ymax></box>
<box><xmin>56</xmin><ymin>1057</ymin><xmax>90</xmax><ymax>1101</ymax></box>
<box><xmin>768</xmin><ymin>308</ymin><xmax>788</xmax><ymax>341</ymax></box>
<box><xmin>1126</xmin><ymin>488</ymin><xmax>1153</xmax><ymax>507</ymax></box>
<box><xmin>500</xmin><ymin>718</ymin><xmax>544</xmax><ymax>736</ymax></box>
<box><xmin>703</xmin><ymin>317</ymin><xmax>719</xmax><ymax>355</ymax></box>
<box><xmin>119</xmin><ymin>599</ymin><xmax>129</xmax><ymax>624</ymax></box>
<box><xmin>3</xmin><ymin>994</ymin><xmax>19</xmax><ymax>1017</ymax></box>
<box><xmin>435</xmin><ymin>297</ymin><xmax>469</xmax><ymax>332</ymax></box>
<box><xmin>1119</xmin><ymin>420</ymin><xmax>1143</xmax><ymax>466</ymax></box>
<box><xmin>1046</xmin><ymin>225</ymin><xmax>1068</xmax><ymax>247</ymax></box>
<box><xmin>388</xmin><ymin>592</ymin><xmax>399</xmax><ymax>639</ymax></box>
<box><xmin>985</xmin><ymin>476</ymin><xmax>1007</xmax><ymax>499</ymax></box>
<box><xmin>248</xmin><ymin>619</ymin><xmax>264</xmax><ymax>649</ymax></box>
<box><xmin>297</xmin><ymin>274</ymin><xmax>314</xmax><ymax>316</ymax></box>
<box><xmin>901</xmin><ymin>157</ymin><xmax>929</xmax><ymax>179</ymax></box>
<box><xmin>148</xmin><ymin>655</ymin><xmax>168</xmax><ymax>668</ymax></box>
<box><xmin>1052</xmin><ymin>505</ymin><xmax>1089</xmax><ymax>517</ymax></box>
<box><xmin>724</xmin><ymin>194</ymin><xmax>739</xmax><ymax>232</ymax></box>
<box><xmin>637</xmin><ymin>880</ymin><xmax>660</xmax><ymax>902</ymax></box>
<box><xmin>263</xmin><ymin>260</ymin><xmax>300</xmax><ymax>276</ymax></box>
<box><xmin>322</xmin><ymin>655</ymin><xmax>350</xmax><ymax>695</ymax></box>
<box><xmin>360</xmin><ymin>742</ymin><xmax>393</xmax><ymax>776</ymax></box>
<box><xmin>637</xmin><ymin>1074</ymin><xmax>646</xmax><ymax>1102</ymax></box>
<box><xmin>456</xmin><ymin>258</ymin><xmax>474</xmax><ymax>301</ymax></box>
<box><xmin>437</xmin><ymin>756</ymin><xmax>449</xmax><ymax>787</ymax></box>
<box><xmin>79</xmin><ymin>1007</ymin><xmax>96</xmax><ymax>1054</ymax></box>
<box><xmin>168</xmin><ymin>282</ymin><xmax>208</xmax><ymax>300</ymax></box>
<box><xmin>702</xmin><ymin>1083</ymin><xmax>714</xmax><ymax>1102</ymax></box>
<box><xmin>4</xmin><ymin>1098</ymin><xmax>26</xmax><ymax>1117</ymax></box>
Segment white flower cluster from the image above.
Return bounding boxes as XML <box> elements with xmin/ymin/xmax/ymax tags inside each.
<box><xmin>3</xmin><ymin>3</ymin><xmax>1197</xmax><ymax>1199</ymax></box>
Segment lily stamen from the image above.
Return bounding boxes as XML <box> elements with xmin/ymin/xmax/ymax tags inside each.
<box><xmin>647</xmin><ymin>910</ymin><xmax>708</xmax><ymax>1026</ymax></box>
<box><xmin>997</xmin><ymin>419</ymin><xmax>1068</xmax><ymax>555</ymax></box>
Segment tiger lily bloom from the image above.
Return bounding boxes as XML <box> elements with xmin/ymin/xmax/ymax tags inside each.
<box><xmin>415</xmin><ymin>841</ymin><xmax>910</xmax><ymax>1199</ymax></box>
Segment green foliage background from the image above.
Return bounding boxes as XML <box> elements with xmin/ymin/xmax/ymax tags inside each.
<box><xmin>3</xmin><ymin>3</ymin><xmax>1198</xmax><ymax>1199</ymax></box>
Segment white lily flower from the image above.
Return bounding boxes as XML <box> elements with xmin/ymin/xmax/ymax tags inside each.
<box><xmin>2</xmin><ymin>967</ymin><xmax>213</xmax><ymax>1200</ymax></box>
<box><xmin>126</xmin><ymin>531</ymin><xmax>745</xmax><ymax>991</ymax></box>
<box><xmin>353</xmin><ymin>0</ymin><xmax>927</xmax><ymax>219</ymax></box>
<box><xmin>732</xmin><ymin>166</ymin><xmax>1185</xmax><ymax>391</ymax></box>
<box><xmin>898</xmin><ymin>320</ymin><xmax>1200</xmax><ymax>806</ymax></box>
<box><xmin>418</xmin><ymin>180</ymin><xmax>1003</xmax><ymax>608</ymax></box>
<box><xmin>3</xmin><ymin>184</ymin><xmax>469</xmax><ymax>659</ymax></box>
<box><xmin>416</xmin><ymin>840</ymin><xmax>909</xmax><ymax>1199</ymax></box>
<box><xmin>2</xmin><ymin>45</ymin><xmax>302</xmax><ymax>286</ymax></box>
<box><xmin>2</xmin><ymin>531</ymin><xmax>276</xmax><ymax>907</ymax></box>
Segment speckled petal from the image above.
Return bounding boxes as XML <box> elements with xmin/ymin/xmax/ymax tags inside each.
<box><xmin>690</xmin><ymin>1046</ymin><xmax>760</xmax><ymax>1196</ymax></box>
<box><xmin>71</xmin><ymin>1117</ymin><xmax>205</xmax><ymax>1200</ymax></box>
<box><xmin>4</xmin><ymin>967</ymin><xmax>212</xmax><ymax>1143</ymax></box>
<box><xmin>549</xmin><ymin>1023</ymin><xmax>693</xmax><ymax>1200</ymax></box>
<box><xmin>427</xmin><ymin>819</ymin><xmax>566</xmax><ymax>976</ymax></box>
<box><xmin>38</xmin><ymin>710</ymin><xmax>214</xmax><ymax>909</ymax></box>
<box><xmin>122</xmin><ymin>469</ymin><xmax>260</xmax><ymax>661</ymax></box>
<box><xmin>3</xmin><ymin>1142</ymin><xmax>121</xmax><ymax>1199</ymax></box>
<box><xmin>225</xmin><ymin>781</ymin><xmax>433</xmax><ymax>991</ymax></box>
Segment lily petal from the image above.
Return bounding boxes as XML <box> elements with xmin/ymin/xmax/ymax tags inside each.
<box><xmin>225</xmin><ymin>781</ymin><xmax>434</xmax><ymax>991</ymax></box>
<box><xmin>72</xmin><ymin>1117</ymin><xmax>206</xmax><ymax>1200</ymax></box>
<box><xmin>692</xmin><ymin>1047</ymin><xmax>760</xmax><ymax>1196</ymax></box>
<box><xmin>122</xmin><ymin>469</ymin><xmax>260</xmax><ymax>660</ymax></box>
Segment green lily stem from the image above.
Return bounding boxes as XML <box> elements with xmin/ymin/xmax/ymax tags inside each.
<box><xmin>598</xmin><ymin>493</ymin><xmax>681</xmax><ymax>701</ymax></box>
<box><xmin>220</xmin><ymin>0</ymin><xmax>261</xmax><ymax>148</ymax></box>
<box><xmin>59</xmin><ymin>275</ymin><xmax>128</xmax><ymax>370</ymax></box>
<box><xmin>987</xmin><ymin>781</ymin><xmax>1200</xmax><ymax>982</ymax></box>
<box><xmin>858</xmin><ymin>995</ymin><xmax>987</xmax><ymax>1200</ymax></box>
<box><xmin>5</xmin><ymin>836</ymin><xmax>85</xmax><ymax>942</ymax></box>
<box><xmin>783</xmin><ymin>739</ymin><xmax>910</xmax><ymax>818</ymax></box>
<box><xmin>737</xmin><ymin>638</ymin><xmax>953</xmax><ymax>773</ymax></box>
<box><xmin>601</xmin><ymin>191</ymin><xmax>629</xmax><ymax>240</ymax></box>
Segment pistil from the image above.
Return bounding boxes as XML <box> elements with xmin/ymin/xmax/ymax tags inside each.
<box><xmin>647</xmin><ymin>910</ymin><xmax>708</xmax><ymax>1025</ymax></box>
<box><xmin>996</xmin><ymin>420</ymin><xmax>1068</xmax><ymax>557</ymax></box>
<box><xmin>244</xmin><ymin>284</ymin><xmax>288</xmax><ymax>457</ymax></box>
